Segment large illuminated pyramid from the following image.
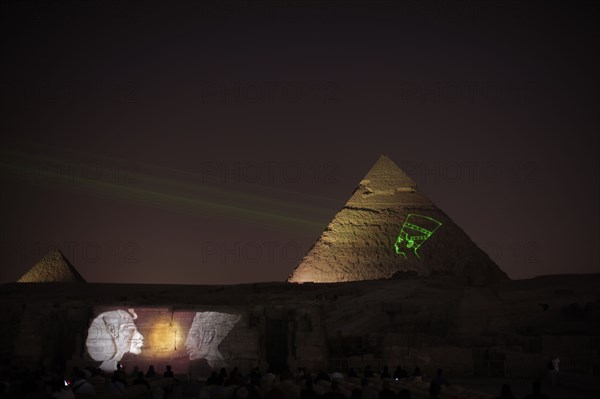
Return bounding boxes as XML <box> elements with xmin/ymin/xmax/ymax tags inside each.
<box><xmin>17</xmin><ymin>249</ymin><xmax>86</xmax><ymax>283</ymax></box>
<box><xmin>288</xmin><ymin>155</ymin><xmax>507</xmax><ymax>285</ymax></box>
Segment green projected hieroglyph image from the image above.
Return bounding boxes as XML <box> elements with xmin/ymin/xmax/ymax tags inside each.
<box><xmin>394</xmin><ymin>214</ymin><xmax>442</xmax><ymax>259</ymax></box>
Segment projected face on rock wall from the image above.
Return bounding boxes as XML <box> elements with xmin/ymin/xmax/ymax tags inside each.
<box><xmin>394</xmin><ymin>214</ymin><xmax>442</xmax><ymax>259</ymax></box>
<box><xmin>85</xmin><ymin>309</ymin><xmax>143</xmax><ymax>372</ymax></box>
<box><xmin>184</xmin><ymin>311</ymin><xmax>240</xmax><ymax>369</ymax></box>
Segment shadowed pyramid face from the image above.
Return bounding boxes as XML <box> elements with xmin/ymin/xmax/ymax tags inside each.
<box><xmin>394</xmin><ymin>214</ymin><xmax>442</xmax><ymax>259</ymax></box>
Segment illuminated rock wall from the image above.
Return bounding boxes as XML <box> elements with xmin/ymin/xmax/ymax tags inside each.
<box><xmin>289</xmin><ymin>155</ymin><xmax>507</xmax><ymax>285</ymax></box>
<box><xmin>70</xmin><ymin>304</ymin><xmax>327</xmax><ymax>377</ymax></box>
<box><xmin>1</xmin><ymin>275</ymin><xmax>598</xmax><ymax>378</ymax></box>
<box><xmin>84</xmin><ymin>307</ymin><xmax>258</xmax><ymax>375</ymax></box>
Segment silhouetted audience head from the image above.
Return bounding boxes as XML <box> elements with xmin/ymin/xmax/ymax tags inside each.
<box><xmin>397</xmin><ymin>389</ymin><xmax>411</xmax><ymax>399</ymax></box>
<box><xmin>305</xmin><ymin>378</ymin><xmax>314</xmax><ymax>390</ymax></box>
<box><xmin>381</xmin><ymin>365</ymin><xmax>390</xmax><ymax>378</ymax></box>
<box><xmin>235</xmin><ymin>386</ymin><xmax>249</xmax><ymax>399</ymax></box>
<box><xmin>331</xmin><ymin>380</ymin><xmax>340</xmax><ymax>391</ymax></box>
<box><xmin>207</xmin><ymin>371</ymin><xmax>219</xmax><ymax>385</ymax></box>
<box><xmin>429</xmin><ymin>383</ymin><xmax>441</xmax><ymax>397</ymax></box>
<box><xmin>499</xmin><ymin>383</ymin><xmax>515</xmax><ymax>399</ymax></box>
<box><xmin>50</xmin><ymin>377</ymin><xmax>69</xmax><ymax>395</ymax></box>
<box><xmin>146</xmin><ymin>365</ymin><xmax>156</xmax><ymax>377</ymax></box>
<box><xmin>163</xmin><ymin>364</ymin><xmax>175</xmax><ymax>378</ymax></box>
<box><xmin>112</xmin><ymin>371</ymin><xmax>126</xmax><ymax>384</ymax></box>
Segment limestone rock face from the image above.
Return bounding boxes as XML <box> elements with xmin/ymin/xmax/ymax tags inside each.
<box><xmin>17</xmin><ymin>249</ymin><xmax>86</xmax><ymax>283</ymax></box>
<box><xmin>288</xmin><ymin>155</ymin><xmax>507</xmax><ymax>285</ymax></box>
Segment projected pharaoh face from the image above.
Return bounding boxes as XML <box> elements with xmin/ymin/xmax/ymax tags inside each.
<box><xmin>184</xmin><ymin>311</ymin><xmax>240</xmax><ymax>369</ymax></box>
<box><xmin>394</xmin><ymin>214</ymin><xmax>442</xmax><ymax>259</ymax></box>
<box><xmin>85</xmin><ymin>309</ymin><xmax>144</xmax><ymax>372</ymax></box>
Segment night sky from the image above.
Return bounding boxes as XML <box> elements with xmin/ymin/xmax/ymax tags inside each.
<box><xmin>1</xmin><ymin>1</ymin><xmax>598</xmax><ymax>285</ymax></box>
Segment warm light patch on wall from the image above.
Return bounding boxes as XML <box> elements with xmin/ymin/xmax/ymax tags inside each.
<box><xmin>147</xmin><ymin>318</ymin><xmax>185</xmax><ymax>357</ymax></box>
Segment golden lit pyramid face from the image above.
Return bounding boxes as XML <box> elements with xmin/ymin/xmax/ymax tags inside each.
<box><xmin>288</xmin><ymin>155</ymin><xmax>507</xmax><ymax>285</ymax></box>
<box><xmin>17</xmin><ymin>249</ymin><xmax>86</xmax><ymax>283</ymax></box>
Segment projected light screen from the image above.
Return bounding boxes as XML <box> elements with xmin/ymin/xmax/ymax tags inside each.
<box><xmin>85</xmin><ymin>308</ymin><xmax>242</xmax><ymax>372</ymax></box>
<box><xmin>394</xmin><ymin>214</ymin><xmax>442</xmax><ymax>259</ymax></box>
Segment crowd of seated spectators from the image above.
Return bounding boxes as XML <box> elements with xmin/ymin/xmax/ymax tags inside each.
<box><xmin>0</xmin><ymin>362</ymin><xmax>177</xmax><ymax>398</ymax></box>
<box><xmin>0</xmin><ymin>362</ymin><xmax>552</xmax><ymax>399</ymax></box>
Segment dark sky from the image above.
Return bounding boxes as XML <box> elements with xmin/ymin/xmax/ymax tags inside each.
<box><xmin>1</xmin><ymin>1</ymin><xmax>598</xmax><ymax>284</ymax></box>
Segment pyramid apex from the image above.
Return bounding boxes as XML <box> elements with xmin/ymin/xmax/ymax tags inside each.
<box><xmin>359</xmin><ymin>154</ymin><xmax>417</xmax><ymax>192</ymax></box>
<box><xmin>17</xmin><ymin>249</ymin><xmax>86</xmax><ymax>283</ymax></box>
<box><xmin>49</xmin><ymin>248</ymin><xmax>65</xmax><ymax>257</ymax></box>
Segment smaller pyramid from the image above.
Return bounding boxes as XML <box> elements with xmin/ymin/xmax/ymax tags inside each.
<box><xmin>17</xmin><ymin>249</ymin><xmax>86</xmax><ymax>283</ymax></box>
